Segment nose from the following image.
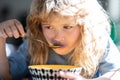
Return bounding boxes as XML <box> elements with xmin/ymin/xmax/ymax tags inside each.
<box><xmin>54</xmin><ymin>30</ymin><xmax>64</xmax><ymax>42</ymax></box>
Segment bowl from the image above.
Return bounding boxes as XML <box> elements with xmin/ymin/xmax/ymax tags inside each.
<box><xmin>28</xmin><ymin>65</ymin><xmax>82</xmax><ymax>80</ymax></box>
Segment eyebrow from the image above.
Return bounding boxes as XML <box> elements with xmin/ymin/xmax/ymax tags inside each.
<box><xmin>64</xmin><ymin>23</ymin><xmax>77</xmax><ymax>26</ymax></box>
<box><xmin>42</xmin><ymin>23</ymin><xmax>49</xmax><ymax>25</ymax></box>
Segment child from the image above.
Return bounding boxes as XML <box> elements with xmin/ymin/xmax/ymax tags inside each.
<box><xmin>0</xmin><ymin>0</ymin><xmax>120</xmax><ymax>80</ymax></box>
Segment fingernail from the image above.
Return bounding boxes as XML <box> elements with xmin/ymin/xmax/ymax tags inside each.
<box><xmin>21</xmin><ymin>33</ymin><xmax>26</xmax><ymax>37</ymax></box>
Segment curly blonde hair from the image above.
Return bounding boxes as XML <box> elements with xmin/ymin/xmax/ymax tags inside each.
<box><xmin>27</xmin><ymin>0</ymin><xmax>111</xmax><ymax>78</ymax></box>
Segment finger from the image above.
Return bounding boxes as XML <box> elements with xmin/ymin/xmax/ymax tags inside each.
<box><xmin>0</xmin><ymin>29</ymin><xmax>8</xmax><ymax>38</ymax></box>
<box><xmin>10</xmin><ymin>25</ymin><xmax>20</xmax><ymax>38</ymax></box>
<box><xmin>59</xmin><ymin>71</ymin><xmax>75</xmax><ymax>80</ymax></box>
<box><xmin>0</xmin><ymin>21</ymin><xmax>8</xmax><ymax>38</ymax></box>
<box><xmin>59</xmin><ymin>71</ymin><xmax>83</xmax><ymax>80</ymax></box>
<box><xmin>59</xmin><ymin>71</ymin><xmax>76</xmax><ymax>79</ymax></box>
<box><xmin>4</xmin><ymin>27</ymin><xmax>13</xmax><ymax>37</ymax></box>
<box><xmin>14</xmin><ymin>19</ymin><xmax>26</xmax><ymax>37</ymax></box>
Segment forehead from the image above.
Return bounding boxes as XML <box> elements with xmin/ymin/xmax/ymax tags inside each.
<box><xmin>42</xmin><ymin>13</ymin><xmax>77</xmax><ymax>26</ymax></box>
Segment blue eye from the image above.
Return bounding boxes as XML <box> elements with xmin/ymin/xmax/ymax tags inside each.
<box><xmin>64</xmin><ymin>26</ymin><xmax>73</xmax><ymax>29</ymax></box>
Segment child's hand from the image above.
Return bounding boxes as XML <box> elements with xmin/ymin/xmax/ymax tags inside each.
<box><xmin>59</xmin><ymin>71</ymin><xmax>110</xmax><ymax>80</ymax></box>
<box><xmin>0</xmin><ymin>19</ymin><xmax>26</xmax><ymax>39</ymax></box>
<box><xmin>59</xmin><ymin>71</ymin><xmax>87</xmax><ymax>80</ymax></box>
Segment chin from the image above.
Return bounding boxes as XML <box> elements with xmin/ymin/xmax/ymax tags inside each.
<box><xmin>53</xmin><ymin>49</ymin><xmax>70</xmax><ymax>55</ymax></box>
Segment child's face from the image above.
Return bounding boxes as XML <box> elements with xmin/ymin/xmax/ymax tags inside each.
<box><xmin>42</xmin><ymin>16</ymin><xmax>81</xmax><ymax>55</ymax></box>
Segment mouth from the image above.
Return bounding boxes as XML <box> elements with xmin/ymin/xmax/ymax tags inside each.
<box><xmin>49</xmin><ymin>42</ymin><xmax>65</xmax><ymax>49</ymax></box>
<box><xmin>49</xmin><ymin>45</ymin><xmax>61</xmax><ymax>48</ymax></box>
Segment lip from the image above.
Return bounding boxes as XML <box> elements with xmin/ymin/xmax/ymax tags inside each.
<box><xmin>53</xmin><ymin>45</ymin><xmax>66</xmax><ymax>49</ymax></box>
<box><xmin>49</xmin><ymin>41</ymin><xmax>66</xmax><ymax>49</ymax></box>
<box><xmin>52</xmin><ymin>44</ymin><xmax>64</xmax><ymax>46</ymax></box>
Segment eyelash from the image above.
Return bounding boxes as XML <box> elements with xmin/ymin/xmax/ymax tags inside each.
<box><xmin>64</xmin><ymin>26</ymin><xmax>73</xmax><ymax>29</ymax></box>
<box><xmin>45</xmin><ymin>26</ymin><xmax>53</xmax><ymax>29</ymax></box>
<box><xmin>44</xmin><ymin>26</ymin><xmax>73</xmax><ymax>29</ymax></box>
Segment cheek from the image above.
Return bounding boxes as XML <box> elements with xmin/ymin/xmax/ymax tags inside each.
<box><xmin>69</xmin><ymin>34</ymin><xmax>79</xmax><ymax>43</ymax></box>
<box><xmin>67</xmin><ymin>30</ymin><xmax>80</xmax><ymax>45</ymax></box>
<box><xmin>43</xmin><ymin>30</ymin><xmax>54</xmax><ymax>42</ymax></box>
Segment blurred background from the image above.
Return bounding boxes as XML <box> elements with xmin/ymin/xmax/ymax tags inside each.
<box><xmin>0</xmin><ymin>0</ymin><xmax>120</xmax><ymax>55</ymax></box>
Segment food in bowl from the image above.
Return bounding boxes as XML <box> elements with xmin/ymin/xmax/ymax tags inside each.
<box><xmin>28</xmin><ymin>65</ymin><xmax>82</xmax><ymax>80</ymax></box>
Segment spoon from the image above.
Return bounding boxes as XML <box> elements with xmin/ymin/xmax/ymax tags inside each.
<box><xmin>27</xmin><ymin>37</ymin><xmax>61</xmax><ymax>48</ymax></box>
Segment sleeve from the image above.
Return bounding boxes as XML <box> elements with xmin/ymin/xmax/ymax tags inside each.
<box><xmin>99</xmin><ymin>38</ymin><xmax>120</xmax><ymax>75</ymax></box>
<box><xmin>8</xmin><ymin>40</ymin><xmax>31</xmax><ymax>80</ymax></box>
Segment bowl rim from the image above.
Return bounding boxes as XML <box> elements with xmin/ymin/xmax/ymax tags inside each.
<box><xmin>28</xmin><ymin>65</ymin><xmax>81</xmax><ymax>69</ymax></box>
